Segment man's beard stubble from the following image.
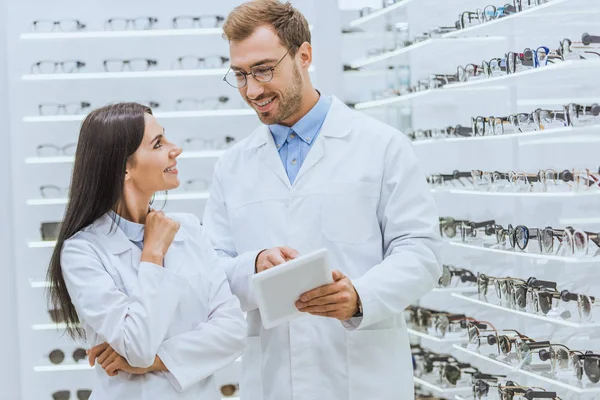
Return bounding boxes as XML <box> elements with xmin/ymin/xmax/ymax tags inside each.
<box><xmin>252</xmin><ymin>63</ymin><xmax>304</xmax><ymax>125</ymax></box>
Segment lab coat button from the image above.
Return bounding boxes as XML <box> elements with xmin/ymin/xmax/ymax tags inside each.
<box><xmin>291</xmin><ymin>159</ymin><xmax>297</xmax><ymax>165</ymax></box>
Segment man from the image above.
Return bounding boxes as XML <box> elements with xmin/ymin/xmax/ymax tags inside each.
<box><xmin>203</xmin><ymin>1</ymin><xmax>442</xmax><ymax>399</ymax></box>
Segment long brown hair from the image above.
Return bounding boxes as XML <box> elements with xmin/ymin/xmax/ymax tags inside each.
<box><xmin>46</xmin><ymin>102</ymin><xmax>152</xmax><ymax>339</ymax></box>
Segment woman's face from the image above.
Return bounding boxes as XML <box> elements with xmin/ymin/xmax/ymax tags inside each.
<box><xmin>126</xmin><ymin>113</ymin><xmax>182</xmax><ymax>194</ymax></box>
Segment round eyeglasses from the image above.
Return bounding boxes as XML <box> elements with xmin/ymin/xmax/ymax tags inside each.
<box><xmin>223</xmin><ymin>46</ymin><xmax>297</xmax><ymax>89</ymax></box>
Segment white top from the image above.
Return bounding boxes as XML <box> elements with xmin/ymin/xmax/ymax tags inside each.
<box><xmin>60</xmin><ymin>212</ymin><xmax>246</xmax><ymax>400</ymax></box>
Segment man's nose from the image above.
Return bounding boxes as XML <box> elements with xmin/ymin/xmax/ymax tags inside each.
<box><xmin>245</xmin><ymin>76</ymin><xmax>265</xmax><ymax>100</ymax></box>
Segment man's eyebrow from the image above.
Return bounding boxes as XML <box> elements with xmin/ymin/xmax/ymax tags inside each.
<box><xmin>231</xmin><ymin>58</ymin><xmax>278</xmax><ymax>71</ymax></box>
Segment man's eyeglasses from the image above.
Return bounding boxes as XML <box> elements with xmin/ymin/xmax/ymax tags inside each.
<box><xmin>223</xmin><ymin>46</ymin><xmax>297</xmax><ymax>89</ymax></box>
<box><xmin>172</xmin><ymin>15</ymin><xmax>224</xmax><ymax>29</ymax></box>
<box><xmin>32</xmin><ymin>19</ymin><xmax>86</xmax><ymax>33</ymax></box>
<box><xmin>104</xmin><ymin>17</ymin><xmax>158</xmax><ymax>31</ymax></box>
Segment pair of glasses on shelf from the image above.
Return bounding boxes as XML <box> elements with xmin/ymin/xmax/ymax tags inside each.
<box><xmin>172</xmin><ymin>15</ymin><xmax>224</xmax><ymax>29</ymax></box>
<box><xmin>182</xmin><ymin>136</ymin><xmax>236</xmax><ymax>151</ymax></box>
<box><xmin>439</xmin><ymin>217</ymin><xmax>495</xmax><ymax>240</ymax></box>
<box><xmin>429</xmin><ymin>167</ymin><xmax>600</xmax><ymax>192</ymax></box>
<box><xmin>48</xmin><ymin>348</ymin><xmax>87</xmax><ymax>365</ymax></box>
<box><xmin>405</xmin><ymin>305</ymin><xmax>491</xmax><ymax>338</ymax></box>
<box><xmin>538</xmin><ymin>344</ymin><xmax>600</xmax><ymax>384</ymax></box>
<box><xmin>175</xmin><ymin>96</ymin><xmax>230</xmax><ymax>111</ymax></box>
<box><xmin>172</xmin><ymin>55</ymin><xmax>229</xmax><ymax>70</ymax></box>
<box><xmin>36</xmin><ymin>143</ymin><xmax>76</xmax><ymax>157</ymax></box>
<box><xmin>413</xmin><ymin>347</ymin><xmax>480</xmax><ymax>386</ymax></box>
<box><xmin>476</xmin><ymin>273</ymin><xmax>595</xmax><ymax>319</ymax></box>
<box><xmin>493</xmin><ymin>223</ymin><xmax>600</xmax><ymax>257</ymax></box>
<box><xmin>438</xmin><ymin>265</ymin><xmax>476</xmax><ymax>287</ymax></box>
<box><xmin>31</xmin><ymin>19</ymin><xmax>86</xmax><ymax>32</ymax></box>
<box><xmin>104</xmin><ymin>17</ymin><xmax>158</xmax><ymax>30</ymax></box>
<box><xmin>30</xmin><ymin>59</ymin><xmax>158</xmax><ymax>74</ymax></box>
<box><xmin>473</xmin><ymin>379</ymin><xmax>560</xmax><ymax>400</ymax></box>
<box><xmin>467</xmin><ymin>325</ymin><xmax>550</xmax><ymax>362</ymax></box>
<box><xmin>52</xmin><ymin>390</ymin><xmax>91</xmax><ymax>400</ymax></box>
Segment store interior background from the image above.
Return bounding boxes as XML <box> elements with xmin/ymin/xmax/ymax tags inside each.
<box><xmin>1</xmin><ymin>0</ymin><xmax>600</xmax><ymax>398</ymax></box>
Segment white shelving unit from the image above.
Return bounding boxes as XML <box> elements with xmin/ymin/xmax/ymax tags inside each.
<box><xmin>25</xmin><ymin>150</ymin><xmax>225</xmax><ymax>164</ymax></box>
<box><xmin>408</xmin><ymin>328</ymin><xmax>469</xmax><ymax>344</ymax></box>
<box><xmin>453</xmin><ymin>345</ymin><xmax>600</xmax><ymax>395</ymax></box>
<box><xmin>451</xmin><ymin>293</ymin><xmax>600</xmax><ymax>329</ymax></box>
<box><xmin>20</xmin><ymin>28</ymin><xmax>224</xmax><ymax>40</ymax></box>
<box><xmin>345</xmin><ymin>0</ymin><xmax>600</xmax><ymax>399</ymax></box>
<box><xmin>23</xmin><ymin>109</ymin><xmax>256</xmax><ymax>122</ymax></box>
<box><xmin>413</xmin><ymin>376</ymin><xmax>472</xmax><ymax>395</ymax></box>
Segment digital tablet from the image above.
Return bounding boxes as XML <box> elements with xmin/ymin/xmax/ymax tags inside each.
<box><xmin>251</xmin><ymin>248</ymin><xmax>333</xmax><ymax>329</ymax></box>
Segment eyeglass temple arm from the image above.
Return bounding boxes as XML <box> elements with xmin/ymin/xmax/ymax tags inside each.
<box><xmin>582</xmin><ymin>33</ymin><xmax>600</xmax><ymax>46</ymax></box>
<box><xmin>527</xmin><ymin>277</ymin><xmax>557</xmax><ymax>289</ymax></box>
<box><xmin>561</xmin><ymin>290</ymin><xmax>595</xmax><ymax>302</ymax></box>
<box><xmin>525</xmin><ymin>341</ymin><xmax>552</xmax><ymax>350</ymax></box>
<box><xmin>472</xmin><ymin>373</ymin><xmax>507</xmax><ymax>380</ymax></box>
<box><xmin>471</xmin><ymin>220</ymin><xmax>496</xmax><ymax>229</ymax></box>
<box><xmin>526</xmin><ymin>390</ymin><xmax>559</xmax><ymax>398</ymax></box>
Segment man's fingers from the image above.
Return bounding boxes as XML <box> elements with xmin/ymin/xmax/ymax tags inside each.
<box><xmin>297</xmin><ymin>292</ymin><xmax>349</xmax><ymax>308</ymax></box>
<box><xmin>266</xmin><ymin>251</ymin><xmax>286</xmax><ymax>266</ymax></box>
<box><xmin>300</xmin><ymin>281</ymin><xmax>340</xmax><ymax>302</ymax></box>
<box><xmin>300</xmin><ymin>303</ymin><xmax>341</xmax><ymax>313</ymax></box>
<box><xmin>280</xmin><ymin>246</ymin><xmax>300</xmax><ymax>260</ymax></box>
<box><xmin>332</xmin><ymin>269</ymin><xmax>346</xmax><ymax>281</ymax></box>
<box><xmin>105</xmin><ymin>359</ymin><xmax>122</xmax><ymax>376</ymax></box>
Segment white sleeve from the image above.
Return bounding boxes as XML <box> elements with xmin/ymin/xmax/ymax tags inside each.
<box><xmin>157</xmin><ymin>221</ymin><xmax>247</xmax><ymax>392</ymax></box>
<box><xmin>349</xmin><ymin>134</ymin><xmax>443</xmax><ymax>330</ymax></box>
<box><xmin>202</xmin><ymin>159</ymin><xmax>262</xmax><ymax>312</ymax></box>
<box><xmin>61</xmin><ymin>237</ymin><xmax>186</xmax><ymax>368</ymax></box>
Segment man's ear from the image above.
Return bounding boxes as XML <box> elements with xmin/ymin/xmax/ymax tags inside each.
<box><xmin>297</xmin><ymin>42</ymin><xmax>312</xmax><ymax>69</ymax></box>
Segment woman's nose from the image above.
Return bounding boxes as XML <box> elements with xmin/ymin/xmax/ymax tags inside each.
<box><xmin>170</xmin><ymin>146</ymin><xmax>183</xmax><ymax>158</ymax></box>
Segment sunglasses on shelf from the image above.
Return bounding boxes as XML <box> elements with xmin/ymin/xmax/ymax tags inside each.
<box><xmin>52</xmin><ymin>390</ymin><xmax>92</xmax><ymax>400</ymax></box>
<box><xmin>49</xmin><ymin>348</ymin><xmax>87</xmax><ymax>364</ymax></box>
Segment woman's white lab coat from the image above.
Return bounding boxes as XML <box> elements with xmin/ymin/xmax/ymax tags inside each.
<box><xmin>60</xmin><ymin>212</ymin><xmax>246</xmax><ymax>400</ymax></box>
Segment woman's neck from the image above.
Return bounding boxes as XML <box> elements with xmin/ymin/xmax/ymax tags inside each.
<box><xmin>116</xmin><ymin>187</ymin><xmax>153</xmax><ymax>224</ymax></box>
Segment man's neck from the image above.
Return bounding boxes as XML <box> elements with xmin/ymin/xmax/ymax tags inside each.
<box><xmin>279</xmin><ymin>88</ymin><xmax>320</xmax><ymax>127</ymax></box>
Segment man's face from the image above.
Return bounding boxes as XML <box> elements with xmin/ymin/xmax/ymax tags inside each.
<box><xmin>229</xmin><ymin>26</ymin><xmax>304</xmax><ymax>125</ymax></box>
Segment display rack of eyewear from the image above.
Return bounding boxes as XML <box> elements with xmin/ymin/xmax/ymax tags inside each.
<box><xmin>344</xmin><ymin>0</ymin><xmax>600</xmax><ymax>399</ymax></box>
<box><xmin>4</xmin><ymin>1</ymin><xmax>331</xmax><ymax>399</ymax></box>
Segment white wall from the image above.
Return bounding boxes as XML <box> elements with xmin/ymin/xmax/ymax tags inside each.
<box><xmin>0</xmin><ymin>0</ymin><xmax>21</xmax><ymax>397</ymax></box>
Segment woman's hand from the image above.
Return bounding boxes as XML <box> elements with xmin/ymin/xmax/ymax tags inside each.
<box><xmin>141</xmin><ymin>210</ymin><xmax>180</xmax><ymax>266</ymax></box>
<box><xmin>88</xmin><ymin>343</ymin><xmax>157</xmax><ymax>376</ymax></box>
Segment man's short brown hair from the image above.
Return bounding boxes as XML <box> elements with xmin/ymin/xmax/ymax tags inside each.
<box><xmin>223</xmin><ymin>0</ymin><xmax>311</xmax><ymax>53</ymax></box>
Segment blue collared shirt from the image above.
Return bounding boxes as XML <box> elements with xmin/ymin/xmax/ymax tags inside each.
<box><xmin>269</xmin><ymin>94</ymin><xmax>332</xmax><ymax>184</ymax></box>
<box><xmin>108</xmin><ymin>210</ymin><xmax>145</xmax><ymax>250</ymax></box>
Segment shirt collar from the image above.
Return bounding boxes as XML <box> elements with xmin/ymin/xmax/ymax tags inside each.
<box><xmin>269</xmin><ymin>92</ymin><xmax>332</xmax><ymax>149</ymax></box>
<box><xmin>108</xmin><ymin>210</ymin><xmax>145</xmax><ymax>243</ymax></box>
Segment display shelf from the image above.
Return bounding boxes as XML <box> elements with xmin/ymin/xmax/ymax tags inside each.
<box><xmin>354</xmin><ymin>86</ymin><xmax>506</xmax><ymax>109</ymax></box>
<box><xmin>32</xmin><ymin>323</ymin><xmax>67</xmax><ymax>331</ymax></box>
<box><xmin>455</xmin><ymin>396</ymin><xmax>469</xmax><ymax>400</ymax></box>
<box><xmin>446</xmin><ymin>241</ymin><xmax>599</xmax><ymax>264</ymax></box>
<box><xmin>22</xmin><ymin>65</ymin><xmax>315</xmax><ymax>81</ymax></box>
<box><xmin>30</xmin><ymin>280</ymin><xmax>51</xmax><ymax>288</ymax></box>
<box><xmin>408</xmin><ymin>328</ymin><xmax>469</xmax><ymax>343</ymax></box>
<box><xmin>413</xmin><ymin>377</ymin><xmax>471</xmax><ymax>394</ymax></box>
<box><xmin>432</xmin><ymin>286</ymin><xmax>478</xmax><ymax>293</ymax></box>
<box><xmin>443</xmin><ymin>0</ymin><xmax>599</xmax><ymax>39</ymax></box>
<box><xmin>349</xmin><ymin>37</ymin><xmax>504</xmax><ymax>69</ymax></box>
<box><xmin>27</xmin><ymin>191</ymin><xmax>210</xmax><ymax>206</ymax></box>
<box><xmin>22</xmin><ymin>68</ymin><xmax>228</xmax><ymax>81</ymax></box>
<box><xmin>354</xmin><ymin>60</ymin><xmax>600</xmax><ymax>110</ymax></box>
<box><xmin>20</xmin><ymin>28</ymin><xmax>223</xmax><ymax>40</ymax></box>
<box><xmin>23</xmin><ymin>109</ymin><xmax>256</xmax><ymax>123</ymax></box>
<box><xmin>347</xmin><ymin>0</ymin><xmax>417</xmax><ymax>27</ymax></box>
<box><xmin>451</xmin><ymin>293</ymin><xmax>600</xmax><ymax>329</ymax></box>
<box><xmin>411</xmin><ymin>125</ymin><xmax>600</xmax><ymax>147</ymax></box>
<box><xmin>431</xmin><ymin>188</ymin><xmax>600</xmax><ymax>198</ymax></box>
<box><xmin>34</xmin><ymin>364</ymin><xmax>92</xmax><ymax>372</ymax></box>
<box><xmin>453</xmin><ymin>345</ymin><xmax>600</xmax><ymax>394</ymax></box>
<box><xmin>25</xmin><ymin>150</ymin><xmax>224</xmax><ymax>165</ymax></box>
<box><xmin>443</xmin><ymin>60</ymin><xmax>600</xmax><ymax>91</ymax></box>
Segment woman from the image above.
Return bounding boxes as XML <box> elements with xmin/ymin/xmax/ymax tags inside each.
<box><xmin>47</xmin><ymin>103</ymin><xmax>246</xmax><ymax>399</ymax></box>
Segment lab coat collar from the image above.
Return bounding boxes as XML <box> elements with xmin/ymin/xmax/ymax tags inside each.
<box><xmin>91</xmin><ymin>213</ymin><xmax>185</xmax><ymax>256</ymax></box>
<box><xmin>244</xmin><ymin>96</ymin><xmax>353</xmax><ymax>151</ymax></box>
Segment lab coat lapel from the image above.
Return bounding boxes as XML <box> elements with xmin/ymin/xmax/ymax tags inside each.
<box><xmin>163</xmin><ymin>229</ymin><xmax>185</xmax><ymax>273</ymax></box>
<box><xmin>249</xmin><ymin>125</ymin><xmax>292</xmax><ymax>190</ymax></box>
<box><xmin>293</xmin><ymin>97</ymin><xmax>353</xmax><ymax>186</ymax></box>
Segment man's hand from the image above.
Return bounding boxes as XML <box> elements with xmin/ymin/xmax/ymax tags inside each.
<box><xmin>255</xmin><ymin>246</ymin><xmax>300</xmax><ymax>273</ymax></box>
<box><xmin>296</xmin><ymin>270</ymin><xmax>359</xmax><ymax>320</ymax></box>
<box><xmin>88</xmin><ymin>343</ymin><xmax>159</xmax><ymax>376</ymax></box>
